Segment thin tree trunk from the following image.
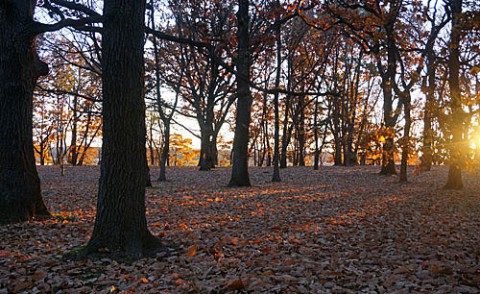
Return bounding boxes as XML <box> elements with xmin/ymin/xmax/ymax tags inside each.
<box><xmin>400</xmin><ymin>94</ymin><xmax>411</xmax><ymax>182</ymax></box>
<box><xmin>420</xmin><ymin>51</ymin><xmax>435</xmax><ymax>171</ymax></box>
<box><xmin>158</xmin><ymin>122</ymin><xmax>169</xmax><ymax>182</ymax></box>
<box><xmin>313</xmin><ymin>97</ymin><xmax>320</xmax><ymax>170</ymax></box>
<box><xmin>272</xmin><ymin>10</ymin><xmax>281</xmax><ymax>182</ymax></box>
<box><xmin>70</xmin><ymin>93</ymin><xmax>79</xmax><ymax>165</ymax></box>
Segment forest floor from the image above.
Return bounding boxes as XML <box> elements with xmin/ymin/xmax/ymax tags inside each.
<box><xmin>1</xmin><ymin>165</ymin><xmax>480</xmax><ymax>293</ymax></box>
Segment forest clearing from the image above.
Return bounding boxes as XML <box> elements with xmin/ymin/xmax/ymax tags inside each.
<box><xmin>1</xmin><ymin>166</ymin><xmax>479</xmax><ymax>293</ymax></box>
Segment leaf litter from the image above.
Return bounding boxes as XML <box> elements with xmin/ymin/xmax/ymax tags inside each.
<box><xmin>1</xmin><ymin>165</ymin><xmax>479</xmax><ymax>293</ymax></box>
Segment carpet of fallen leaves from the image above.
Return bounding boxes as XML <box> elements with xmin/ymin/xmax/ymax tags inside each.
<box><xmin>1</xmin><ymin>165</ymin><xmax>480</xmax><ymax>293</ymax></box>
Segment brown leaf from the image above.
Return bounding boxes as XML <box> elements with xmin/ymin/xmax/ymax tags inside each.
<box><xmin>226</xmin><ymin>279</ymin><xmax>245</xmax><ymax>290</ymax></box>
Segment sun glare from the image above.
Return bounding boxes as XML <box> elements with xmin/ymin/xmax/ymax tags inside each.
<box><xmin>470</xmin><ymin>133</ymin><xmax>480</xmax><ymax>149</ymax></box>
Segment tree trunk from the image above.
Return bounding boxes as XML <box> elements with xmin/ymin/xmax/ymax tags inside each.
<box><xmin>297</xmin><ymin>96</ymin><xmax>306</xmax><ymax>167</ymax></box>
<box><xmin>420</xmin><ymin>49</ymin><xmax>435</xmax><ymax>171</ymax></box>
<box><xmin>399</xmin><ymin>94</ymin><xmax>411</xmax><ymax>182</ymax></box>
<box><xmin>199</xmin><ymin>127</ymin><xmax>215</xmax><ymax>171</ymax></box>
<box><xmin>272</xmin><ymin>12</ymin><xmax>281</xmax><ymax>182</ymax></box>
<box><xmin>158</xmin><ymin>123</ymin><xmax>170</xmax><ymax>182</ymax></box>
<box><xmin>69</xmin><ymin>93</ymin><xmax>79</xmax><ymax>166</ymax></box>
<box><xmin>333</xmin><ymin>134</ymin><xmax>342</xmax><ymax>166</ymax></box>
<box><xmin>444</xmin><ymin>0</ymin><xmax>464</xmax><ymax>189</ymax></box>
<box><xmin>0</xmin><ymin>2</ymin><xmax>50</xmax><ymax>224</ymax></box>
<box><xmin>280</xmin><ymin>60</ymin><xmax>293</xmax><ymax>169</ymax></box>
<box><xmin>229</xmin><ymin>0</ymin><xmax>252</xmax><ymax>187</ymax></box>
<box><xmin>85</xmin><ymin>0</ymin><xmax>161</xmax><ymax>258</ymax></box>
<box><xmin>380</xmin><ymin>137</ymin><xmax>397</xmax><ymax>175</ymax></box>
<box><xmin>379</xmin><ymin>22</ymin><xmax>398</xmax><ymax>176</ymax></box>
<box><xmin>313</xmin><ymin>98</ymin><xmax>320</xmax><ymax>170</ymax></box>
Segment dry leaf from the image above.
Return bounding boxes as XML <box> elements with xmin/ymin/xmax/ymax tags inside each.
<box><xmin>187</xmin><ymin>244</ymin><xmax>197</xmax><ymax>257</ymax></box>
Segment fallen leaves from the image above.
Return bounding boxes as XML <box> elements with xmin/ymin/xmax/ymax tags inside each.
<box><xmin>1</xmin><ymin>166</ymin><xmax>480</xmax><ymax>293</ymax></box>
<box><xmin>186</xmin><ymin>244</ymin><xmax>197</xmax><ymax>257</ymax></box>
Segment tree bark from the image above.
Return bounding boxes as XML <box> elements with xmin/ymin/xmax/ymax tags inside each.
<box><xmin>420</xmin><ymin>48</ymin><xmax>435</xmax><ymax>171</ymax></box>
<box><xmin>297</xmin><ymin>96</ymin><xmax>306</xmax><ymax>167</ymax></box>
<box><xmin>0</xmin><ymin>1</ymin><xmax>50</xmax><ymax>224</ymax></box>
<box><xmin>313</xmin><ymin>97</ymin><xmax>320</xmax><ymax>170</ymax></box>
<box><xmin>272</xmin><ymin>11</ymin><xmax>281</xmax><ymax>182</ymax></box>
<box><xmin>85</xmin><ymin>0</ymin><xmax>161</xmax><ymax>258</ymax></box>
<box><xmin>199</xmin><ymin>127</ymin><xmax>215</xmax><ymax>171</ymax></box>
<box><xmin>379</xmin><ymin>15</ymin><xmax>399</xmax><ymax>176</ymax></box>
<box><xmin>399</xmin><ymin>94</ymin><xmax>411</xmax><ymax>182</ymax></box>
<box><xmin>444</xmin><ymin>0</ymin><xmax>464</xmax><ymax>189</ymax></box>
<box><xmin>229</xmin><ymin>0</ymin><xmax>252</xmax><ymax>187</ymax></box>
<box><xmin>69</xmin><ymin>93</ymin><xmax>79</xmax><ymax>165</ymax></box>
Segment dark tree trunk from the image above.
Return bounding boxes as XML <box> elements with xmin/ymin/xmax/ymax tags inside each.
<box><xmin>148</xmin><ymin>122</ymin><xmax>156</xmax><ymax>166</ymax></box>
<box><xmin>331</xmin><ymin>97</ymin><xmax>343</xmax><ymax>166</ymax></box>
<box><xmin>272</xmin><ymin>12</ymin><xmax>281</xmax><ymax>182</ymax></box>
<box><xmin>69</xmin><ymin>94</ymin><xmax>79</xmax><ymax>166</ymax></box>
<box><xmin>419</xmin><ymin>6</ymin><xmax>448</xmax><ymax>172</ymax></box>
<box><xmin>379</xmin><ymin>21</ymin><xmax>399</xmax><ymax>176</ymax></box>
<box><xmin>280</xmin><ymin>122</ymin><xmax>293</xmax><ymax>168</ymax></box>
<box><xmin>313</xmin><ymin>98</ymin><xmax>319</xmax><ymax>170</ymax></box>
<box><xmin>261</xmin><ymin>91</ymin><xmax>270</xmax><ymax>167</ymax></box>
<box><xmin>420</xmin><ymin>50</ymin><xmax>435</xmax><ymax>172</ymax></box>
<box><xmin>444</xmin><ymin>0</ymin><xmax>464</xmax><ymax>189</ymax></box>
<box><xmin>280</xmin><ymin>58</ymin><xmax>293</xmax><ymax>169</ymax></box>
<box><xmin>0</xmin><ymin>2</ymin><xmax>50</xmax><ymax>224</ymax></box>
<box><xmin>333</xmin><ymin>135</ymin><xmax>342</xmax><ymax>166</ymax></box>
<box><xmin>40</xmin><ymin>144</ymin><xmax>46</xmax><ymax>166</ymax></box>
<box><xmin>399</xmin><ymin>94</ymin><xmax>411</xmax><ymax>182</ymax></box>
<box><xmin>158</xmin><ymin>123</ymin><xmax>170</xmax><ymax>182</ymax></box>
<box><xmin>229</xmin><ymin>0</ymin><xmax>252</xmax><ymax>187</ymax></box>
<box><xmin>85</xmin><ymin>0</ymin><xmax>161</xmax><ymax>258</ymax></box>
<box><xmin>380</xmin><ymin>137</ymin><xmax>397</xmax><ymax>175</ymax></box>
<box><xmin>212</xmin><ymin>133</ymin><xmax>219</xmax><ymax>166</ymax></box>
<box><xmin>199</xmin><ymin>127</ymin><xmax>215</xmax><ymax>171</ymax></box>
<box><xmin>145</xmin><ymin>164</ymin><xmax>152</xmax><ymax>187</ymax></box>
<box><xmin>297</xmin><ymin>96</ymin><xmax>306</xmax><ymax>167</ymax></box>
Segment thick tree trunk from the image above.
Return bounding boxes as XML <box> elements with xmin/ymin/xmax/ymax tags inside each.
<box><xmin>85</xmin><ymin>0</ymin><xmax>161</xmax><ymax>258</ymax></box>
<box><xmin>444</xmin><ymin>0</ymin><xmax>464</xmax><ymax>190</ymax></box>
<box><xmin>229</xmin><ymin>0</ymin><xmax>252</xmax><ymax>187</ymax></box>
<box><xmin>199</xmin><ymin>128</ymin><xmax>215</xmax><ymax>171</ymax></box>
<box><xmin>333</xmin><ymin>135</ymin><xmax>342</xmax><ymax>166</ymax></box>
<box><xmin>380</xmin><ymin>137</ymin><xmax>397</xmax><ymax>175</ymax></box>
<box><xmin>0</xmin><ymin>2</ymin><xmax>50</xmax><ymax>224</ymax></box>
<box><xmin>145</xmin><ymin>164</ymin><xmax>152</xmax><ymax>187</ymax></box>
<box><xmin>379</xmin><ymin>22</ymin><xmax>398</xmax><ymax>176</ymax></box>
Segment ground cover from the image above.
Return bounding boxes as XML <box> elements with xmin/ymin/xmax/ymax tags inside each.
<box><xmin>1</xmin><ymin>166</ymin><xmax>479</xmax><ymax>293</ymax></box>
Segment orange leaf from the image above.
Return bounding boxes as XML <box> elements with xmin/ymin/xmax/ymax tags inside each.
<box><xmin>140</xmin><ymin>277</ymin><xmax>149</xmax><ymax>284</ymax></box>
<box><xmin>187</xmin><ymin>244</ymin><xmax>197</xmax><ymax>257</ymax></box>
